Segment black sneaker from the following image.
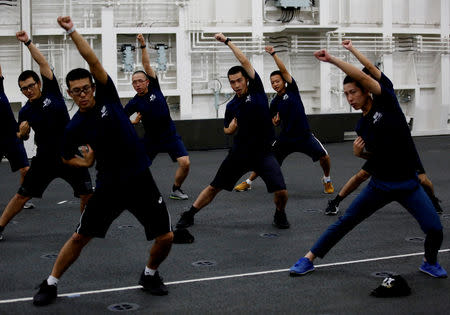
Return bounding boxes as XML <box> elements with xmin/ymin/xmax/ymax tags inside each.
<box><xmin>431</xmin><ymin>196</ymin><xmax>443</xmax><ymax>214</ymax></box>
<box><xmin>33</xmin><ymin>280</ymin><xmax>57</xmax><ymax>306</ymax></box>
<box><xmin>176</xmin><ymin>211</ymin><xmax>194</xmax><ymax>229</ymax></box>
<box><xmin>324</xmin><ymin>199</ymin><xmax>339</xmax><ymax>215</ymax></box>
<box><xmin>139</xmin><ymin>271</ymin><xmax>168</xmax><ymax>295</ymax></box>
<box><xmin>273</xmin><ymin>210</ymin><xmax>290</xmax><ymax>229</ymax></box>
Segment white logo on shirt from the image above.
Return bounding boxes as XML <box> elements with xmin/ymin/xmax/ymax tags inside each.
<box><xmin>245</xmin><ymin>95</ymin><xmax>251</xmax><ymax>103</ymax></box>
<box><xmin>101</xmin><ymin>106</ymin><xmax>109</xmax><ymax>118</ymax></box>
<box><xmin>149</xmin><ymin>94</ymin><xmax>156</xmax><ymax>102</ymax></box>
<box><xmin>373</xmin><ymin>112</ymin><xmax>383</xmax><ymax>124</ymax></box>
<box><xmin>158</xmin><ymin>196</ymin><xmax>163</xmax><ymax>204</ymax></box>
<box><xmin>43</xmin><ymin>98</ymin><xmax>51</xmax><ymax>108</ymax></box>
<box><xmin>283</xmin><ymin>94</ymin><xmax>289</xmax><ymax>100</ymax></box>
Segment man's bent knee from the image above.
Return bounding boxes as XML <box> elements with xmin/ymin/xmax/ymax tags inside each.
<box><xmin>156</xmin><ymin>231</ymin><xmax>174</xmax><ymax>244</ymax></box>
<box><xmin>70</xmin><ymin>232</ymin><xmax>92</xmax><ymax>245</ymax></box>
<box><xmin>178</xmin><ymin>156</ymin><xmax>190</xmax><ymax>168</ymax></box>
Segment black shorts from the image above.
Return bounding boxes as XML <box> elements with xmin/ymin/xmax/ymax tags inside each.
<box><xmin>210</xmin><ymin>152</ymin><xmax>286</xmax><ymax>193</ymax></box>
<box><xmin>147</xmin><ymin>136</ymin><xmax>189</xmax><ymax>162</ymax></box>
<box><xmin>1</xmin><ymin>141</ymin><xmax>29</xmax><ymax>172</ymax></box>
<box><xmin>18</xmin><ymin>156</ymin><xmax>93</xmax><ymax>198</ymax></box>
<box><xmin>76</xmin><ymin>168</ymin><xmax>171</xmax><ymax>240</ymax></box>
<box><xmin>274</xmin><ymin>133</ymin><xmax>328</xmax><ymax>165</ymax></box>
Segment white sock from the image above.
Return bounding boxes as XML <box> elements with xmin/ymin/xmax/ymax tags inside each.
<box><xmin>47</xmin><ymin>275</ymin><xmax>59</xmax><ymax>286</ymax></box>
<box><xmin>144</xmin><ymin>266</ymin><xmax>156</xmax><ymax>276</ymax></box>
<box><xmin>246</xmin><ymin>179</ymin><xmax>252</xmax><ymax>185</ymax></box>
<box><xmin>323</xmin><ymin>176</ymin><xmax>331</xmax><ymax>182</ymax></box>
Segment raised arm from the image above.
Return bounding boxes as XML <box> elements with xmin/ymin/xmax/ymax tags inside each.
<box><xmin>215</xmin><ymin>33</ymin><xmax>255</xmax><ymax>79</ymax></box>
<box><xmin>57</xmin><ymin>16</ymin><xmax>108</xmax><ymax>85</ymax></box>
<box><xmin>16</xmin><ymin>31</ymin><xmax>53</xmax><ymax>80</ymax></box>
<box><xmin>342</xmin><ymin>40</ymin><xmax>381</xmax><ymax>81</ymax></box>
<box><xmin>0</xmin><ymin>63</ymin><xmax>2</xmax><ymax>78</ymax></box>
<box><xmin>314</xmin><ymin>49</ymin><xmax>381</xmax><ymax>95</ymax></box>
<box><xmin>137</xmin><ymin>34</ymin><xmax>156</xmax><ymax>79</ymax></box>
<box><xmin>265</xmin><ymin>46</ymin><xmax>292</xmax><ymax>84</ymax></box>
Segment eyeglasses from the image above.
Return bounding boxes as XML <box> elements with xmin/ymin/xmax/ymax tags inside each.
<box><xmin>70</xmin><ymin>85</ymin><xmax>93</xmax><ymax>96</ymax></box>
<box><xmin>20</xmin><ymin>82</ymin><xmax>38</xmax><ymax>92</ymax></box>
<box><xmin>132</xmin><ymin>79</ymin><xmax>148</xmax><ymax>85</ymax></box>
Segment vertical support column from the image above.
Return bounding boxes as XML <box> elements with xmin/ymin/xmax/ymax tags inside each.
<box><xmin>251</xmin><ymin>0</ymin><xmax>264</xmax><ymax>77</ymax></box>
<box><xmin>319</xmin><ymin>0</ymin><xmax>329</xmax><ymax>26</ymax></box>
<box><xmin>319</xmin><ymin>62</ymin><xmax>331</xmax><ymax>112</ymax></box>
<box><xmin>440</xmin><ymin>0</ymin><xmax>450</xmax><ymax>131</ymax></box>
<box><xmin>20</xmin><ymin>0</ymin><xmax>35</xmax><ymax>156</ymax></box>
<box><xmin>382</xmin><ymin>0</ymin><xmax>394</xmax><ymax>79</ymax></box>
<box><xmin>177</xmin><ymin>3</ymin><xmax>192</xmax><ymax>119</ymax></box>
<box><xmin>20</xmin><ymin>0</ymin><xmax>32</xmax><ymax>72</ymax></box>
<box><xmin>439</xmin><ymin>54</ymin><xmax>450</xmax><ymax>132</ymax></box>
<box><xmin>101</xmin><ymin>6</ymin><xmax>117</xmax><ymax>83</ymax></box>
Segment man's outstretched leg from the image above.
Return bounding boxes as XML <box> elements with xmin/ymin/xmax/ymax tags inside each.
<box><xmin>170</xmin><ymin>156</ymin><xmax>190</xmax><ymax>200</ymax></box>
<box><xmin>139</xmin><ymin>231</ymin><xmax>174</xmax><ymax>295</ymax></box>
<box><xmin>176</xmin><ymin>185</ymin><xmax>221</xmax><ymax>228</ymax></box>
<box><xmin>33</xmin><ymin>233</ymin><xmax>92</xmax><ymax>306</ymax></box>
<box><xmin>273</xmin><ymin>189</ymin><xmax>289</xmax><ymax>229</ymax></box>
<box><xmin>0</xmin><ymin>193</ymin><xmax>31</xmax><ymax>240</ymax></box>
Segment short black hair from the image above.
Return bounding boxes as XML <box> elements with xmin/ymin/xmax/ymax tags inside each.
<box><xmin>227</xmin><ymin>66</ymin><xmax>249</xmax><ymax>80</ymax></box>
<box><xmin>270</xmin><ymin>70</ymin><xmax>283</xmax><ymax>78</ymax></box>
<box><xmin>343</xmin><ymin>75</ymin><xmax>365</xmax><ymax>91</ymax></box>
<box><xmin>270</xmin><ymin>70</ymin><xmax>285</xmax><ymax>81</ymax></box>
<box><xmin>66</xmin><ymin>68</ymin><xmax>94</xmax><ymax>89</ymax></box>
<box><xmin>132</xmin><ymin>70</ymin><xmax>148</xmax><ymax>77</ymax></box>
<box><xmin>18</xmin><ymin>70</ymin><xmax>40</xmax><ymax>87</ymax></box>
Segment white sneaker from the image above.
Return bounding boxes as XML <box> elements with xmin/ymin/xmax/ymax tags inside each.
<box><xmin>170</xmin><ymin>189</ymin><xmax>188</xmax><ymax>200</ymax></box>
<box><xmin>24</xmin><ymin>202</ymin><xmax>35</xmax><ymax>209</ymax></box>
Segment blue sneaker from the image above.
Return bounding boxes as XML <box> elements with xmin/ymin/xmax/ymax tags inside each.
<box><xmin>290</xmin><ymin>257</ymin><xmax>315</xmax><ymax>276</ymax></box>
<box><xmin>419</xmin><ymin>261</ymin><xmax>448</xmax><ymax>278</ymax></box>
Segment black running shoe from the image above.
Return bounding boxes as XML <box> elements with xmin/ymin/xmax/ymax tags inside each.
<box><xmin>324</xmin><ymin>199</ymin><xmax>339</xmax><ymax>215</ymax></box>
<box><xmin>273</xmin><ymin>210</ymin><xmax>290</xmax><ymax>229</ymax></box>
<box><xmin>176</xmin><ymin>211</ymin><xmax>194</xmax><ymax>229</ymax></box>
<box><xmin>431</xmin><ymin>196</ymin><xmax>443</xmax><ymax>214</ymax></box>
<box><xmin>139</xmin><ymin>271</ymin><xmax>168</xmax><ymax>295</ymax></box>
<box><xmin>33</xmin><ymin>280</ymin><xmax>57</xmax><ymax>306</ymax></box>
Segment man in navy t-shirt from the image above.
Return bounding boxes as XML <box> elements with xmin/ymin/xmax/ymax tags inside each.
<box><xmin>175</xmin><ymin>33</ymin><xmax>289</xmax><ymax>230</ymax></box>
<box><xmin>234</xmin><ymin>45</ymin><xmax>333</xmax><ymax>194</ymax></box>
<box><xmin>0</xmin><ymin>63</ymin><xmax>29</xmax><ymax>185</ymax></box>
<box><xmin>124</xmin><ymin>34</ymin><xmax>190</xmax><ymax>200</ymax></box>
<box><xmin>289</xmin><ymin>49</ymin><xmax>446</xmax><ymax>279</ymax></box>
<box><xmin>325</xmin><ymin>40</ymin><xmax>443</xmax><ymax>216</ymax></box>
<box><xmin>32</xmin><ymin>17</ymin><xmax>174</xmax><ymax>307</ymax></box>
<box><xmin>0</xmin><ymin>31</ymin><xmax>93</xmax><ymax>241</ymax></box>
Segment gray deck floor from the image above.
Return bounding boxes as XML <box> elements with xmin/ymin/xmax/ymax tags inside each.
<box><xmin>0</xmin><ymin>135</ymin><xmax>449</xmax><ymax>314</ymax></box>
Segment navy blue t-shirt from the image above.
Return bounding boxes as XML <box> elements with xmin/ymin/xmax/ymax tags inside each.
<box><xmin>269</xmin><ymin>77</ymin><xmax>310</xmax><ymax>142</ymax></box>
<box><xmin>0</xmin><ymin>77</ymin><xmax>20</xmax><ymax>147</ymax></box>
<box><xmin>355</xmin><ymin>73</ymin><xmax>417</xmax><ymax>181</ymax></box>
<box><xmin>18</xmin><ymin>74</ymin><xmax>70</xmax><ymax>160</ymax></box>
<box><xmin>124</xmin><ymin>75</ymin><xmax>178</xmax><ymax>148</ymax></box>
<box><xmin>62</xmin><ymin>76</ymin><xmax>150</xmax><ymax>188</ymax></box>
<box><xmin>224</xmin><ymin>72</ymin><xmax>275</xmax><ymax>156</ymax></box>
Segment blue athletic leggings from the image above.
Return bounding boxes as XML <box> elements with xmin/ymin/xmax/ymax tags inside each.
<box><xmin>311</xmin><ymin>178</ymin><xmax>443</xmax><ymax>264</ymax></box>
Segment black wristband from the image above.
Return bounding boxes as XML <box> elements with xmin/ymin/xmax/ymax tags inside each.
<box><xmin>224</xmin><ymin>38</ymin><xmax>231</xmax><ymax>45</ymax></box>
<box><xmin>140</xmin><ymin>44</ymin><xmax>146</xmax><ymax>49</ymax></box>
<box><xmin>24</xmin><ymin>39</ymin><xmax>32</xmax><ymax>47</ymax></box>
<box><xmin>270</xmin><ymin>51</ymin><xmax>276</xmax><ymax>56</ymax></box>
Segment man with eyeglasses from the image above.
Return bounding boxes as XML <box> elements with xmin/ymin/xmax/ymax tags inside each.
<box><xmin>32</xmin><ymin>17</ymin><xmax>174</xmax><ymax>306</ymax></box>
<box><xmin>0</xmin><ymin>31</ymin><xmax>93</xmax><ymax>241</ymax></box>
<box><xmin>124</xmin><ymin>34</ymin><xmax>190</xmax><ymax>201</ymax></box>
